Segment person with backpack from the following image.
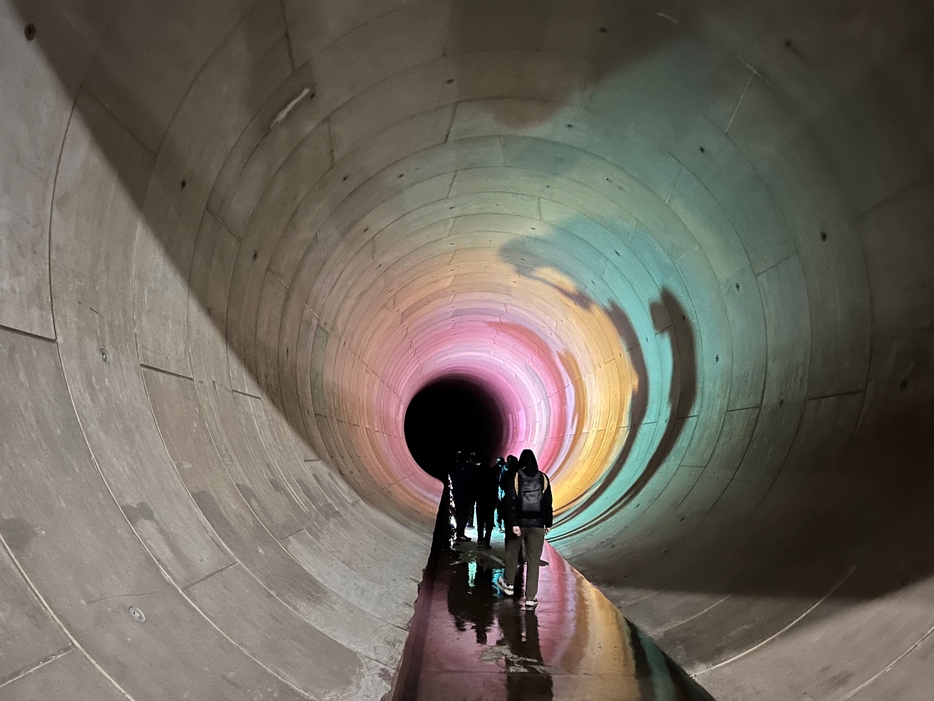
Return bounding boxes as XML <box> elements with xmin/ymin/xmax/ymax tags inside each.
<box><xmin>498</xmin><ymin>455</ymin><xmax>523</xmax><ymax>561</ymax></box>
<box><xmin>498</xmin><ymin>455</ymin><xmax>518</xmax><ymax>520</ymax></box>
<box><xmin>497</xmin><ymin>449</ymin><xmax>553</xmax><ymax>608</ymax></box>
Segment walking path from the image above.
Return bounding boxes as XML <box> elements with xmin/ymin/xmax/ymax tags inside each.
<box><xmin>391</xmin><ymin>525</ymin><xmax>716</xmax><ymax>700</ymax></box>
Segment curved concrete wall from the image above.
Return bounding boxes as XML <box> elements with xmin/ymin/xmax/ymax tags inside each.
<box><xmin>1</xmin><ymin>1</ymin><xmax>932</xmax><ymax>699</ymax></box>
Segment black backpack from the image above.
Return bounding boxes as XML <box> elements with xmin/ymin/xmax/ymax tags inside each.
<box><xmin>514</xmin><ymin>470</ymin><xmax>550</xmax><ymax>516</ymax></box>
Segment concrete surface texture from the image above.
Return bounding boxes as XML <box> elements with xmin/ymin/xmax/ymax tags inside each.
<box><xmin>0</xmin><ymin>0</ymin><xmax>931</xmax><ymax>699</ymax></box>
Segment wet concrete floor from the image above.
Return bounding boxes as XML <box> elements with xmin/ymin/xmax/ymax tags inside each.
<box><xmin>391</xmin><ymin>521</ymin><xmax>715</xmax><ymax>701</ymax></box>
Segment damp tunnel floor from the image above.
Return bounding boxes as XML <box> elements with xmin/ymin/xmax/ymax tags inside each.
<box><xmin>390</xmin><ymin>500</ymin><xmax>715</xmax><ymax>701</ymax></box>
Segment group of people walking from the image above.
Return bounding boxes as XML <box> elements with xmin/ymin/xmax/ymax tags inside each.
<box><xmin>448</xmin><ymin>448</ymin><xmax>553</xmax><ymax>609</ymax></box>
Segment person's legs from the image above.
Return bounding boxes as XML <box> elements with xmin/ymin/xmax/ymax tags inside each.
<box><xmin>522</xmin><ymin>528</ymin><xmax>546</xmax><ymax>601</ymax></box>
<box><xmin>454</xmin><ymin>499</ymin><xmax>469</xmax><ymax>538</ymax></box>
<box><xmin>477</xmin><ymin>504</ymin><xmax>495</xmax><ymax>544</ymax></box>
<box><xmin>484</xmin><ymin>507</ymin><xmax>495</xmax><ymax>544</ymax></box>
<box><xmin>504</xmin><ymin>533</ymin><xmax>522</xmax><ymax>586</ymax></box>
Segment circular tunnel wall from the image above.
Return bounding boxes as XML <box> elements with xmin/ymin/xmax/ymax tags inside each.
<box><xmin>0</xmin><ymin>1</ymin><xmax>933</xmax><ymax>700</ymax></box>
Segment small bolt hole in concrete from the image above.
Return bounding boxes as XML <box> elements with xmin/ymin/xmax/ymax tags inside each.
<box><xmin>24</xmin><ymin>23</ymin><xmax>36</xmax><ymax>40</ymax></box>
<box><xmin>100</xmin><ymin>348</ymin><xmax>108</xmax><ymax>363</ymax></box>
<box><xmin>129</xmin><ymin>606</ymin><xmax>145</xmax><ymax>623</ymax></box>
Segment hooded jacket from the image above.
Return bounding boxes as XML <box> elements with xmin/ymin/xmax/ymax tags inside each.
<box><xmin>504</xmin><ymin>450</ymin><xmax>553</xmax><ymax>529</ymax></box>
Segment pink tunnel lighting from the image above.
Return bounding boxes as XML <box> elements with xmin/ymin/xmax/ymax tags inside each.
<box><xmin>326</xmin><ymin>238</ymin><xmax>639</xmax><ymax>519</ymax></box>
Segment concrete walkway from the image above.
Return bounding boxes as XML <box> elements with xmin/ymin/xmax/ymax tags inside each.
<box><xmin>392</xmin><ymin>526</ymin><xmax>715</xmax><ymax>700</ymax></box>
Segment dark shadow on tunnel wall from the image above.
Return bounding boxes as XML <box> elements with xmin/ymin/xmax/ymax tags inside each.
<box><xmin>497</xmin><ymin>231</ymin><xmax>696</xmax><ymax>538</ymax></box>
<box><xmin>8</xmin><ymin>0</ymin><xmax>934</xmax><ymax>609</ymax></box>
<box><xmin>563</xmin><ymin>291</ymin><xmax>696</xmax><ymax>537</ymax></box>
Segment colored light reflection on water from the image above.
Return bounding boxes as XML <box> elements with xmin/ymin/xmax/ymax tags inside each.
<box><xmin>392</xmin><ymin>526</ymin><xmax>715</xmax><ymax>701</ymax></box>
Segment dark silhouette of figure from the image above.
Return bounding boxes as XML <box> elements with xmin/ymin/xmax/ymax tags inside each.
<box><xmin>499</xmin><ymin>455</ymin><xmax>518</xmax><ymax>521</ymax></box>
<box><xmin>474</xmin><ymin>456</ymin><xmax>500</xmax><ymax>547</ymax></box>
<box><xmin>466</xmin><ymin>451</ymin><xmax>482</xmax><ymax>528</ymax></box>
<box><xmin>493</xmin><ymin>457</ymin><xmax>507</xmax><ymax>530</ymax></box>
<box><xmin>451</xmin><ymin>451</ymin><xmax>475</xmax><ymax>541</ymax></box>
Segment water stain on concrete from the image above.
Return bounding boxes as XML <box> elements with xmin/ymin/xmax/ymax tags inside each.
<box><xmin>121</xmin><ymin>502</ymin><xmax>155</xmax><ymax>524</ymax></box>
<box><xmin>0</xmin><ymin>517</ymin><xmax>37</xmax><ymax>552</ymax></box>
<box><xmin>268</xmin><ymin>476</ymin><xmax>286</xmax><ymax>495</ymax></box>
<box><xmin>236</xmin><ymin>483</ymin><xmax>258</xmax><ymax>504</ymax></box>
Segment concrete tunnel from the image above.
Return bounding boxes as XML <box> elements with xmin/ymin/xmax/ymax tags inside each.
<box><xmin>1</xmin><ymin>0</ymin><xmax>933</xmax><ymax>698</ymax></box>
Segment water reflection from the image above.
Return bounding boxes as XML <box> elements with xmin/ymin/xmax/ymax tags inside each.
<box><xmin>497</xmin><ymin>607</ymin><xmax>554</xmax><ymax>701</ymax></box>
<box><xmin>392</xmin><ymin>502</ymin><xmax>715</xmax><ymax>701</ymax></box>
<box><xmin>447</xmin><ymin>554</ymin><xmax>497</xmax><ymax>645</ymax></box>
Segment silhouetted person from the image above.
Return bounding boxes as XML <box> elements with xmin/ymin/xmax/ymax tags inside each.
<box><xmin>450</xmin><ymin>451</ymin><xmax>474</xmax><ymax>541</ymax></box>
<box><xmin>499</xmin><ymin>455</ymin><xmax>518</xmax><ymax>526</ymax></box>
<box><xmin>498</xmin><ymin>449</ymin><xmax>553</xmax><ymax>608</ymax></box>
<box><xmin>474</xmin><ymin>457</ymin><xmax>500</xmax><ymax>548</ymax></box>
<box><xmin>466</xmin><ymin>451</ymin><xmax>481</xmax><ymax>528</ymax></box>
<box><xmin>493</xmin><ymin>457</ymin><xmax>507</xmax><ymax>530</ymax></box>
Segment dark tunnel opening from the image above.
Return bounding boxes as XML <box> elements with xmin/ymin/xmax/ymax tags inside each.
<box><xmin>404</xmin><ymin>377</ymin><xmax>506</xmax><ymax>479</ymax></box>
